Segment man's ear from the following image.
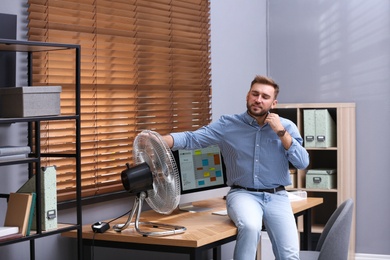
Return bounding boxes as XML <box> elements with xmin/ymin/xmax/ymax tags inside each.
<box><xmin>271</xmin><ymin>99</ymin><xmax>278</xmax><ymax>109</ymax></box>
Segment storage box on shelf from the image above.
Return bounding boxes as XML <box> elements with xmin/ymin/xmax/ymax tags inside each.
<box><xmin>273</xmin><ymin>103</ymin><xmax>356</xmax><ymax>259</ymax></box>
<box><xmin>0</xmin><ymin>86</ymin><xmax>62</xmax><ymax>117</ymax></box>
<box><xmin>0</xmin><ymin>38</ymin><xmax>82</xmax><ymax>259</ymax></box>
<box><xmin>306</xmin><ymin>169</ymin><xmax>337</xmax><ymax>190</ymax></box>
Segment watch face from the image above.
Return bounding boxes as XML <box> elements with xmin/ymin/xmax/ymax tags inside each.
<box><xmin>277</xmin><ymin>129</ymin><xmax>286</xmax><ymax>137</ymax></box>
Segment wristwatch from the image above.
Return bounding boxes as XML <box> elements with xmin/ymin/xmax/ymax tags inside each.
<box><xmin>277</xmin><ymin>129</ymin><xmax>286</xmax><ymax>137</ymax></box>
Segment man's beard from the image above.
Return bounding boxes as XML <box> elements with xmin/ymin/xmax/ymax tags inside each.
<box><xmin>247</xmin><ymin>103</ymin><xmax>269</xmax><ymax>117</ymax></box>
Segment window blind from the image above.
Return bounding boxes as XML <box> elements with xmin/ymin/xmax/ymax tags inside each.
<box><xmin>27</xmin><ymin>0</ymin><xmax>212</xmax><ymax>202</ymax></box>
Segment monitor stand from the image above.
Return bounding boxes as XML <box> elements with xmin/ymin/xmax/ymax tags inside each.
<box><xmin>178</xmin><ymin>202</ymin><xmax>212</xmax><ymax>213</ymax></box>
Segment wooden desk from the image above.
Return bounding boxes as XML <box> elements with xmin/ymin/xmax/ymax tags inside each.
<box><xmin>62</xmin><ymin>197</ymin><xmax>322</xmax><ymax>260</ymax></box>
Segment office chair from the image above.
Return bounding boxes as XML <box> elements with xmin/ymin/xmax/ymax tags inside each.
<box><xmin>300</xmin><ymin>198</ymin><xmax>354</xmax><ymax>260</ymax></box>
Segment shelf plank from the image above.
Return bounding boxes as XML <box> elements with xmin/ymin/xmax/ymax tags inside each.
<box><xmin>0</xmin><ymin>38</ymin><xmax>80</xmax><ymax>52</ymax></box>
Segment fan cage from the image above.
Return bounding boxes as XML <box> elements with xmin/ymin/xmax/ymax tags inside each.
<box><xmin>133</xmin><ymin>130</ymin><xmax>181</xmax><ymax>214</ymax></box>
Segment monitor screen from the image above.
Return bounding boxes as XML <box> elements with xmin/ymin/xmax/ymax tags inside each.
<box><xmin>172</xmin><ymin>144</ymin><xmax>227</xmax><ymax>195</ymax></box>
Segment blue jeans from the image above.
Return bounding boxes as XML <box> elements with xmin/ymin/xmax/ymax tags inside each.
<box><xmin>226</xmin><ymin>188</ymin><xmax>299</xmax><ymax>260</ymax></box>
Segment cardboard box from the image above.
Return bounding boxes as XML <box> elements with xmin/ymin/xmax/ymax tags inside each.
<box><xmin>0</xmin><ymin>86</ymin><xmax>61</xmax><ymax>117</ymax></box>
<box><xmin>306</xmin><ymin>169</ymin><xmax>337</xmax><ymax>189</ymax></box>
<box><xmin>286</xmin><ymin>169</ymin><xmax>297</xmax><ymax>189</ymax></box>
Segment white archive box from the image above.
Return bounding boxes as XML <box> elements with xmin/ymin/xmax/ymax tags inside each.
<box><xmin>0</xmin><ymin>86</ymin><xmax>61</xmax><ymax>117</ymax></box>
<box><xmin>306</xmin><ymin>168</ymin><xmax>337</xmax><ymax>190</ymax></box>
<box><xmin>303</xmin><ymin>109</ymin><xmax>336</xmax><ymax>148</ymax></box>
<box><xmin>17</xmin><ymin>166</ymin><xmax>57</xmax><ymax>231</ymax></box>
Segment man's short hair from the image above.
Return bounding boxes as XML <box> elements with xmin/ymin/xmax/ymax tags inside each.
<box><xmin>250</xmin><ymin>75</ymin><xmax>280</xmax><ymax>98</ymax></box>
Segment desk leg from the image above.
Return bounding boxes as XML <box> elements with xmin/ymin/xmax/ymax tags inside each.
<box><xmin>190</xmin><ymin>246</ymin><xmax>221</xmax><ymax>260</ymax></box>
<box><xmin>83</xmin><ymin>244</ymin><xmax>92</xmax><ymax>260</ymax></box>
<box><xmin>213</xmin><ymin>246</ymin><xmax>222</xmax><ymax>260</ymax></box>
<box><xmin>189</xmin><ymin>249</ymin><xmax>203</xmax><ymax>260</ymax></box>
<box><xmin>302</xmin><ymin>208</ymin><xmax>312</xmax><ymax>251</ymax></box>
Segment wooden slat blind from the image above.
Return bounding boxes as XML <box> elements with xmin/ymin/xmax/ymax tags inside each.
<box><xmin>27</xmin><ymin>0</ymin><xmax>212</xmax><ymax>202</ymax></box>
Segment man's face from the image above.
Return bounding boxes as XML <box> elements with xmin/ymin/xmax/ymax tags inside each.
<box><xmin>246</xmin><ymin>83</ymin><xmax>278</xmax><ymax>118</ymax></box>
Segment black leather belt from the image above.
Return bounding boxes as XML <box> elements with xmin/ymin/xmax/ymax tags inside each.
<box><xmin>231</xmin><ymin>185</ymin><xmax>285</xmax><ymax>193</ymax></box>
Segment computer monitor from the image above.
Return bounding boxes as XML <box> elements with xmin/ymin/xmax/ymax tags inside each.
<box><xmin>172</xmin><ymin>144</ymin><xmax>227</xmax><ymax>212</ymax></box>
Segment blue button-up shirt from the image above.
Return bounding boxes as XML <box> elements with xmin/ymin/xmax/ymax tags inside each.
<box><xmin>171</xmin><ymin>111</ymin><xmax>309</xmax><ymax>189</ymax></box>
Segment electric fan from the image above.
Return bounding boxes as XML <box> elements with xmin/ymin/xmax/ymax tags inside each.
<box><xmin>113</xmin><ymin>130</ymin><xmax>186</xmax><ymax>236</ymax></box>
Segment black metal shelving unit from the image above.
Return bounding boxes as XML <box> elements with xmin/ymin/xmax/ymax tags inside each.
<box><xmin>0</xmin><ymin>38</ymin><xmax>82</xmax><ymax>260</ymax></box>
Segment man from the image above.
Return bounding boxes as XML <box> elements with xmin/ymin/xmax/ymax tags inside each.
<box><xmin>163</xmin><ymin>75</ymin><xmax>309</xmax><ymax>259</ymax></box>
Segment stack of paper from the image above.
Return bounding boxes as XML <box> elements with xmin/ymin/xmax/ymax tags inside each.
<box><xmin>0</xmin><ymin>226</ymin><xmax>19</xmax><ymax>237</ymax></box>
<box><xmin>288</xmin><ymin>191</ymin><xmax>307</xmax><ymax>201</ymax></box>
<box><xmin>0</xmin><ymin>146</ymin><xmax>31</xmax><ymax>162</ymax></box>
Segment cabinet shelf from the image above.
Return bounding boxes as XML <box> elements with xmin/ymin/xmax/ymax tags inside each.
<box><xmin>0</xmin><ymin>39</ymin><xmax>82</xmax><ymax>259</ymax></box>
<box><xmin>305</xmin><ymin>147</ymin><xmax>337</xmax><ymax>151</ymax></box>
<box><xmin>288</xmin><ymin>188</ymin><xmax>338</xmax><ymax>193</ymax></box>
<box><xmin>275</xmin><ymin>103</ymin><xmax>356</xmax><ymax>258</ymax></box>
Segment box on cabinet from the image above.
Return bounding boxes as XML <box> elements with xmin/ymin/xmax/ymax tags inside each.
<box><xmin>306</xmin><ymin>169</ymin><xmax>337</xmax><ymax>189</ymax></box>
<box><xmin>286</xmin><ymin>169</ymin><xmax>297</xmax><ymax>189</ymax></box>
<box><xmin>0</xmin><ymin>86</ymin><xmax>61</xmax><ymax>117</ymax></box>
<box><xmin>303</xmin><ymin>109</ymin><xmax>336</xmax><ymax>148</ymax></box>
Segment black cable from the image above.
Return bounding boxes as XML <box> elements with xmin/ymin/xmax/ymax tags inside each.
<box><xmin>90</xmin><ymin>208</ymin><xmax>132</xmax><ymax>259</ymax></box>
<box><xmin>106</xmin><ymin>208</ymin><xmax>132</xmax><ymax>225</ymax></box>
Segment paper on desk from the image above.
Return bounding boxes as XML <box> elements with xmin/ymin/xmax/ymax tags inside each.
<box><xmin>288</xmin><ymin>191</ymin><xmax>307</xmax><ymax>201</ymax></box>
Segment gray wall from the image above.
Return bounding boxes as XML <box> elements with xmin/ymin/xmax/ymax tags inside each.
<box><xmin>1</xmin><ymin>0</ymin><xmax>389</xmax><ymax>259</ymax></box>
<box><xmin>0</xmin><ymin>0</ymin><xmax>267</xmax><ymax>259</ymax></box>
<box><xmin>268</xmin><ymin>0</ymin><xmax>390</xmax><ymax>255</ymax></box>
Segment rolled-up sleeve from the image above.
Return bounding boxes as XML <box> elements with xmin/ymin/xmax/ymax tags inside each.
<box><xmin>286</xmin><ymin>138</ymin><xmax>310</xmax><ymax>169</ymax></box>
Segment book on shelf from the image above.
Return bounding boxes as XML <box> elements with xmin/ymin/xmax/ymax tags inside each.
<box><xmin>26</xmin><ymin>192</ymin><xmax>36</xmax><ymax>236</ymax></box>
<box><xmin>4</xmin><ymin>192</ymin><xmax>33</xmax><ymax>237</ymax></box>
<box><xmin>0</xmin><ymin>146</ymin><xmax>31</xmax><ymax>156</ymax></box>
<box><xmin>0</xmin><ymin>226</ymin><xmax>19</xmax><ymax>237</ymax></box>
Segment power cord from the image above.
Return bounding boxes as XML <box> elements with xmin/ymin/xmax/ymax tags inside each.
<box><xmin>90</xmin><ymin>208</ymin><xmax>132</xmax><ymax>259</ymax></box>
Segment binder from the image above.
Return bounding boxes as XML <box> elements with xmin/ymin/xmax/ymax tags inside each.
<box><xmin>303</xmin><ymin>109</ymin><xmax>316</xmax><ymax>147</ymax></box>
<box><xmin>17</xmin><ymin>166</ymin><xmax>57</xmax><ymax>231</ymax></box>
<box><xmin>303</xmin><ymin>109</ymin><xmax>336</xmax><ymax>148</ymax></box>
<box><xmin>314</xmin><ymin>109</ymin><xmax>336</xmax><ymax>148</ymax></box>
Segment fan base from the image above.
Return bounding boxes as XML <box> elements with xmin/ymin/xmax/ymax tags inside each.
<box><xmin>113</xmin><ymin>191</ymin><xmax>186</xmax><ymax>237</ymax></box>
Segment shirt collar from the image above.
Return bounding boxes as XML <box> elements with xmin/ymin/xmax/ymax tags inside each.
<box><xmin>242</xmin><ymin>110</ymin><xmax>272</xmax><ymax>128</ymax></box>
<box><xmin>242</xmin><ymin>111</ymin><xmax>258</xmax><ymax>126</ymax></box>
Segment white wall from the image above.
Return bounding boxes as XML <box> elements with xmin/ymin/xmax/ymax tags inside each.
<box><xmin>268</xmin><ymin>0</ymin><xmax>390</xmax><ymax>256</ymax></box>
<box><xmin>210</xmin><ymin>0</ymin><xmax>268</xmax><ymax>120</ymax></box>
<box><xmin>179</xmin><ymin>0</ymin><xmax>268</xmax><ymax>214</ymax></box>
